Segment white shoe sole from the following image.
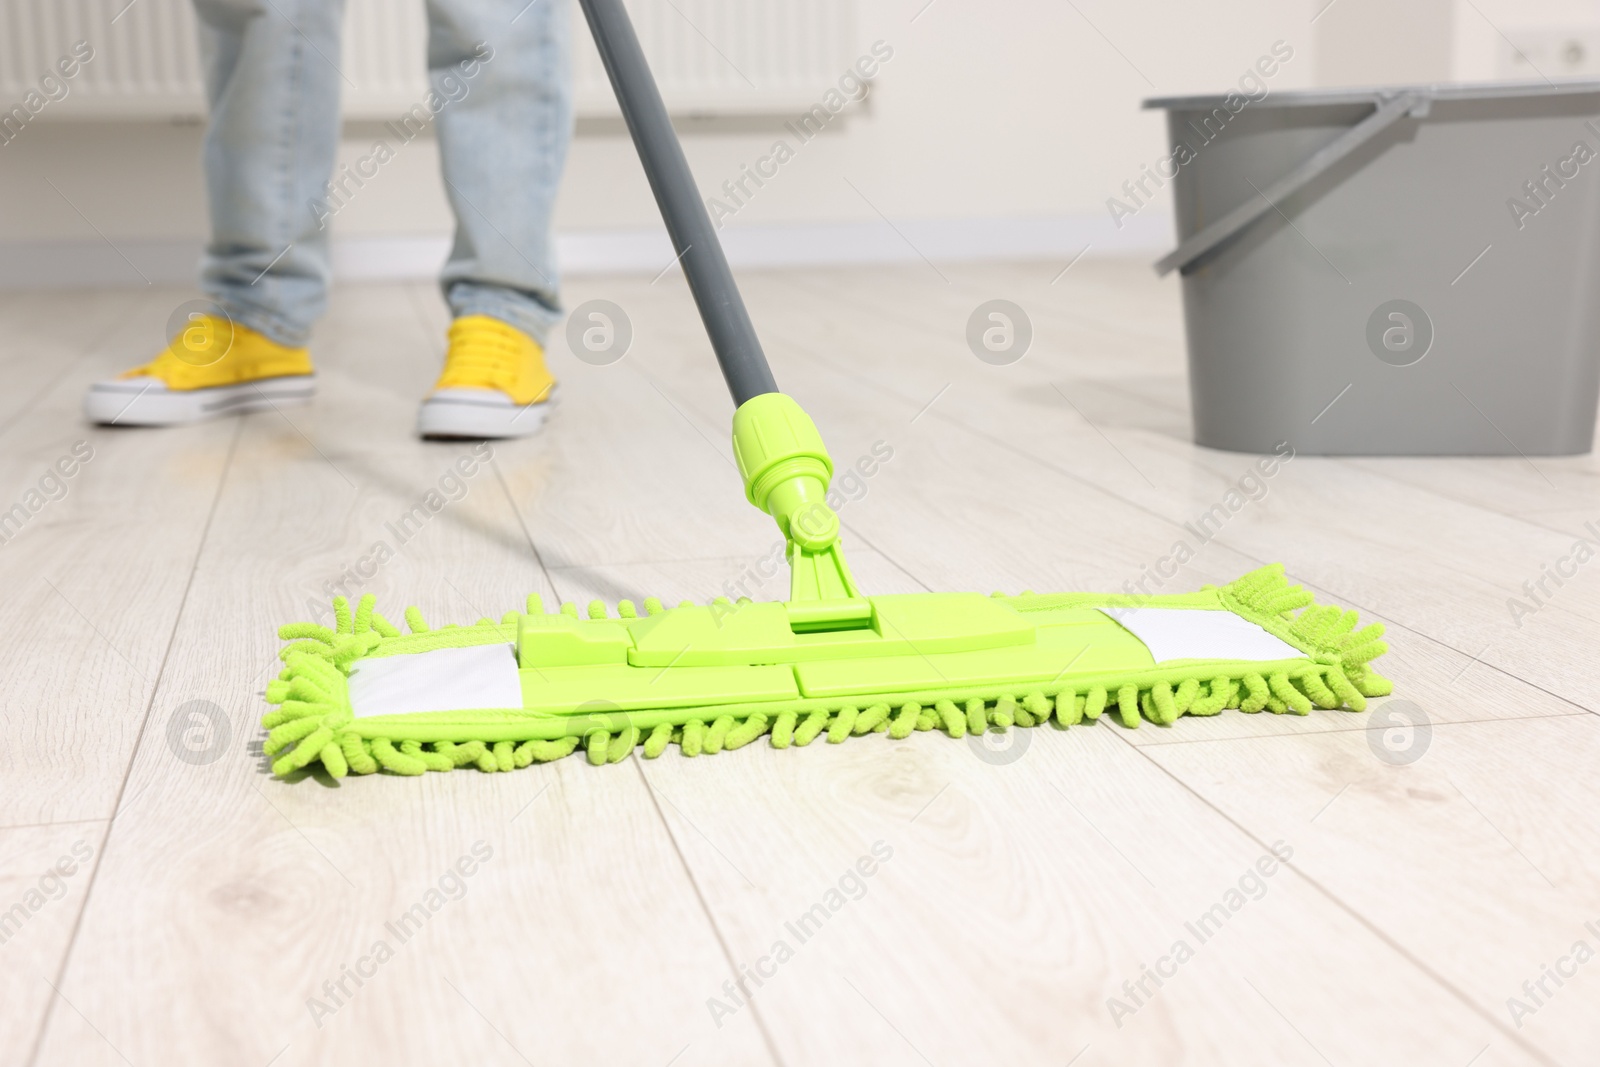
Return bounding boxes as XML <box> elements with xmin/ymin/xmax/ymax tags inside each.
<box><xmin>84</xmin><ymin>375</ymin><xmax>316</xmax><ymax>426</ymax></box>
<box><xmin>416</xmin><ymin>386</ymin><xmax>556</xmax><ymax>439</ymax></box>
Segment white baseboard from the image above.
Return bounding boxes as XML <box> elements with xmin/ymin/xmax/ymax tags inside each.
<box><xmin>0</xmin><ymin>212</ymin><xmax>1172</xmax><ymax>290</ymax></box>
<box><xmin>569</xmin><ymin>212</ymin><xmax>1172</xmax><ymax>273</ymax></box>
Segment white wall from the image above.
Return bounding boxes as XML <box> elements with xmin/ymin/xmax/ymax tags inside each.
<box><xmin>1313</xmin><ymin>0</ymin><xmax>1455</xmax><ymax>86</ymax></box>
<box><xmin>1308</xmin><ymin>0</ymin><xmax>1600</xmax><ymax>86</ymax></box>
<box><xmin>1449</xmin><ymin>0</ymin><xmax>1600</xmax><ymax>81</ymax></box>
<box><xmin>0</xmin><ymin>1</ymin><xmax>1357</xmax><ymax>285</ymax></box>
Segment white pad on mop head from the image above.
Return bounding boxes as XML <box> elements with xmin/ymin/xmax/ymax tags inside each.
<box><xmin>346</xmin><ymin>643</ymin><xmax>523</xmax><ymax>718</ymax></box>
<box><xmin>1100</xmin><ymin>607</ymin><xmax>1302</xmax><ymax>664</ymax></box>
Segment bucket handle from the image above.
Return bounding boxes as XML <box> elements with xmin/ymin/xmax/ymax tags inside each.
<box><xmin>1154</xmin><ymin>91</ymin><xmax>1427</xmax><ymax>276</ymax></box>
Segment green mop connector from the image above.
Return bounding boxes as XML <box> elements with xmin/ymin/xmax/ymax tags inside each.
<box><xmin>731</xmin><ymin>393</ymin><xmax>863</xmax><ymax>614</ymax></box>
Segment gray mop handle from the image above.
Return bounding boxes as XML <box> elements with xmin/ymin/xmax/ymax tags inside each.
<box><xmin>576</xmin><ymin>0</ymin><xmax>780</xmax><ymax>405</ymax></box>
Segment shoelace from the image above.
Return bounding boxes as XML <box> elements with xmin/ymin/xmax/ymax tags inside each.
<box><xmin>445</xmin><ymin>319</ymin><xmax>527</xmax><ymax>388</ymax></box>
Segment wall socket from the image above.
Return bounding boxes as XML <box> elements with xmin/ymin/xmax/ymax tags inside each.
<box><xmin>1499</xmin><ymin>28</ymin><xmax>1600</xmax><ymax>80</ymax></box>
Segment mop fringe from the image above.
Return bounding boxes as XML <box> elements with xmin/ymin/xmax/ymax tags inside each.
<box><xmin>260</xmin><ymin>564</ymin><xmax>1390</xmax><ymax>778</ymax></box>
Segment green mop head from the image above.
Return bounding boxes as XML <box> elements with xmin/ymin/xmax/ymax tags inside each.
<box><xmin>260</xmin><ymin>397</ymin><xmax>1390</xmax><ymax>778</ymax></box>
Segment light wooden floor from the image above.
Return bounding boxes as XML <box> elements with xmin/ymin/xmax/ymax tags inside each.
<box><xmin>2</xmin><ymin>260</ymin><xmax>1597</xmax><ymax>1067</ymax></box>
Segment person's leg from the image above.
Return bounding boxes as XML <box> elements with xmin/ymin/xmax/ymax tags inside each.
<box><xmin>196</xmin><ymin>0</ymin><xmax>347</xmax><ymax>347</ymax></box>
<box><xmin>428</xmin><ymin>0</ymin><xmax>573</xmax><ymax>343</ymax></box>
<box><xmin>413</xmin><ymin>0</ymin><xmax>572</xmax><ymax>438</ymax></box>
<box><xmin>83</xmin><ymin>0</ymin><xmax>342</xmax><ymax>426</ymax></box>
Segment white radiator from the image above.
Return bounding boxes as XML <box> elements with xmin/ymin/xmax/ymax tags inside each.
<box><xmin>0</xmin><ymin>0</ymin><xmax>858</xmax><ymax>120</ymax></box>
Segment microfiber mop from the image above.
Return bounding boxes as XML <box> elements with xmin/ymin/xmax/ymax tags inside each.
<box><xmin>259</xmin><ymin>0</ymin><xmax>1391</xmax><ymax>778</ymax></box>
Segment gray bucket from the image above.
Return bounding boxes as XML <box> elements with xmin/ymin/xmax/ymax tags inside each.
<box><xmin>1146</xmin><ymin>81</ymin><xmax>1600</xmax><ymax>455</ymax></box>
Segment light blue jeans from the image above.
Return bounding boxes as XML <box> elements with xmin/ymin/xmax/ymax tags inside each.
<box><xmin>193</xmin><ymin>0</ymin><xmax>572</xmax><ymax>348</ymax></box>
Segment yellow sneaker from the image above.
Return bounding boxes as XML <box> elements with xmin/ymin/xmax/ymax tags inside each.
<box><xmin>417</xmin><ymin>314</ymin><xmax>557</xmax><ymax>439</ymax></box>
<box><xmin>84</xmin><ymin>313</ymin><xmax>315</xmax><ymax>426</ymax></box>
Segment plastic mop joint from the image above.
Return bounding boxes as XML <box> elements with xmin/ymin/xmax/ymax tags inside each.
<box><xmin>734</xmin><ymin>392</ymin><xmax>860</xmax><ymax>606</ymax></box>
<box><xmin>257</xmin><ymin>0</ymin><xmax>1393</xmax><ymax>779</ymax></box>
